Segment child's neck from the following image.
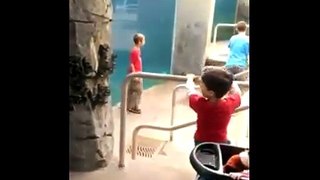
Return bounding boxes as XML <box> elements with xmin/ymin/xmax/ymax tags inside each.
<box><xmin>134</xmin><ymin>44</ymin><xmax>141</xmax><ymax>48</ymax></box>
<box><xmin>238</xmin><ymin>31</ymin><xmax>246</xmax><ymax>35</ymax></box>
<box><xmin>208</xmin><ymin>96</ymin><xmax>219</xmax><ymax>102</ymax></box>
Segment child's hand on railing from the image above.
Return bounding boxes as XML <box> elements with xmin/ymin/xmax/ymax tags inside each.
<box><xmin>186</xmin><ymin>73</ymin><xmax>195</xmax><ymax>80</ymax></box>
<box><xmin>186</xmin><ymin>74</ymin><xmax>195</xmax><ymax>87</ymax></box>
<box><xmin>185</xmin><ymin>74</ymin><xmax>198</xmax><ymax>96</ymax></box>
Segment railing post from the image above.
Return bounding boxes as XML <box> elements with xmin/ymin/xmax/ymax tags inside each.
<box><xmin>170</xmin><ymin>84</ymin><xmax>200</xmax><ymax>142</ymax></box>
<box><xmin>170</xmin><ymin>84</ymin><xmax>186</xmax><ymax>141</ymax></box>
<box><xmin>131</xmin><ymin>127</ymin><xmax>140</xmax><ymax>160</ymax></box>
<box><xmin>118</xmin><ymin>75</ymin><xmax>131</xmax><ymax>168</ymax></box>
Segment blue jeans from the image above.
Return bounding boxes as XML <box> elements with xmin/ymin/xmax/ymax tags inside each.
<box><xmin>226</xmin><ymin>66</ymin><xmax>247</xmax><ymax>81</ymax></box>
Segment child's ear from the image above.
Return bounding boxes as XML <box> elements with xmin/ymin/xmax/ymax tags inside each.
<box><xmin>209</xmin><ymin>90</ymin><xmax>215</xmax><ymax>97</ymax></box>
<box><xmin>193</xmin><ymin>76</ymin><xmax>201</xmax><ymax>85</ymax></box>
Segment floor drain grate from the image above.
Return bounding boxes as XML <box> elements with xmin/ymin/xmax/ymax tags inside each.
<box><xmin>126</xmin><ymin>135</ymin><xmax>166</xmax><ymax>158</ymax></box>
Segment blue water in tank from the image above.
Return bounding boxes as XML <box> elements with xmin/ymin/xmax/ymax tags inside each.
<box><xmin>110</xmin><ymin>0</ymin><xmax>175</xmax><ymax>105</ymax></box>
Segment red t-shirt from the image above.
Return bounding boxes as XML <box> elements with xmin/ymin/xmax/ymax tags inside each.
<box><xmin>128</xmin><ymin>47</ymin><xmax>142</xmax><ymax>73</ymax></box>
<box><xmin>189</xmin><ymin>93</ymin><xmax>241</xmax><ymax>143</ymax></box>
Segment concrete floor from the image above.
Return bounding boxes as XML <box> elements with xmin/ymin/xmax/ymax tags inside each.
<box><xmin>205</xmin><ymin>41</ymin><xmax>230</xmax><ymax>62</ymax></box>
<box><xmin>70</xmin><ymin>80</ymin><xmax>249</xmax><ymax>180</ymax></box>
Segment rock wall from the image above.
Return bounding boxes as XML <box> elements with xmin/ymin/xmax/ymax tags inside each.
<box><xmin>69</xmin><ymin>0</ymin><xmax>116</xmax><ymax>171</ymax></box>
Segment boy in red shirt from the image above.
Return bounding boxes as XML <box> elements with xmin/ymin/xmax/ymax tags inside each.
<box><xmin>186</xmin><ymin>67</ymin><xmax>241</xmax><ymax>146</ymax></box>
<box><xmin>127</xmin><ymin>33</ymin><xmax>145</xmax><ymax>114</ymax></box>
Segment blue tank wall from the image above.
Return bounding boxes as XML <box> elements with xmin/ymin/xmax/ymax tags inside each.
<box><xmin>110</xmin><ymin>0</ymin><xmax>175</xmax><ymax>105</ymax></box>
<box><xmin>211</xmin><ymin>0</ymin><xmax>238</xmax><ymax>41</ymax></box>
<box><xmin>110</xmin><ymin>0</ymin><xmax>238</xmax><ymax>105</ymax></box>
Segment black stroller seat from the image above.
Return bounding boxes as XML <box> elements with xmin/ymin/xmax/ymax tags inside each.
<box><xmin>189</xmin><ymin>142</ymin><xmax>247</xmax><ymax>180</ymax></box>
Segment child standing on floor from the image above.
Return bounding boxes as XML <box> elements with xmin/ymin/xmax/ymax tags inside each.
<box><xmin>127</xmin><ymin>33</ymin><xmax>146</xmax><ymax>114</ymax></box>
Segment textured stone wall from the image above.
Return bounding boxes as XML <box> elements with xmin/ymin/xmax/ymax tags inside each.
<box><xmin>236</xmin><ymin>0</ymin><xmax>249</xmax><ymax>34</ymax></box>
<box><xmin>69</xmin><ymin>0</ymin><xmax>116</xmax><ymax>171</ymax></box>
<box><xmin>172</xmin><ymin>0</ymin><xmax>215</xmax><ymax>75</ymax></box>
<box><xmin>236</xmin><ymin>0</ymin><xmax>249</xmax><ymax>22</ymax></box>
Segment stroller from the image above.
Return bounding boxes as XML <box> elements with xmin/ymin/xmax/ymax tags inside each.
<box><xmin>189</xmin><ymin>142</ymin><xmax>249</xmax><ymax>180</ymax></box>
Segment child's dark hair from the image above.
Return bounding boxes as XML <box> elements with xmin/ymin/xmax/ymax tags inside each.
<box><xmin>201</xmin><ymin>69</ymin><xmax>234</xmax><ymax>98</ymax></box>
<box><xmin>133</xmin><ymin>33</ymin><xmax>144</xmax><ymax>45</ymax></box>
<box><xmin>236</xmin><ymin>21</ymin><xmax>247</xmax><ymax>32</ymax></box>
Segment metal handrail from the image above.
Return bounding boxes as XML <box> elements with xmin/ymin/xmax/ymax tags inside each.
<box><xmin>170</xmin><ymin>84</ymin><xmax>199</xmax><ymax>141</ymax></box>
<box><xmin>131</xmin><ymin>105</ymin><xmax>249</xmax><ymax>160</ymax></box>
<box><xmin>119</xmin><ymin>72</ymin><xmax>191</xmax><ymax>168</ymax></box>
<box><xmin>234</xmin><ymin>70</ymin><xmax>249</xmax><ymax>79</ymax></box>
<box><xmin>118</xmin><ymin>72</ymin><xmax>250</xmax><ymax>168</ymax></box>
<box><xmin>212</xmin><ymin>23</ymin><xmax>250</xmax><ymax>46</ymax></box>
<box><xmin>131</xmin><ymin>121</ymin><xmax>196</xmax><ymax>160</ymax></box>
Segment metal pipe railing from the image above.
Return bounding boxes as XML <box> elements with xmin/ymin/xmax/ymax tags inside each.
<box><xmin>170</xmin><ymin>84</ymin><xmax>188</xmax><ymax>141</ymax></box>
<box><xmin>213</xmin><ymin>23</ymin><xmax>250</xmax><ymax>46</ymax></box>
<box><xmin>131</xmin><ymin>105</ymin><xmax>249</xmax><ymax>160</ymax></box>
<box><xmin>233</xmin><ymin>105</ymin><xmax>249</xmax><ymax>114</ymax></box>
<box><xmin>228</xmin><ymin>81</ymin><xmax>249</xmax><ymax>87</ymax></box>
<box><xmin>131</xmin><ymin>121</ymin><xmax>196</xmax><ymax>160</ymax></box>
<box><xmin>234</xmin><ymin>70</ymin><xmax>249</xmax><ymax>79</ymax></box>
<box><xmin>119</xmin><ymin>72</ymin><xmax>190</xmax><ymax>168</ymax></box>
<box><xmin>119</xmin><ymin>72</ymin><xmax>249</xmax><ymax>168</ymax></box>
<box><xmin>170</xmin><ymin>84</ymin><xmax>200</xmax><ymax>141</ymax></box>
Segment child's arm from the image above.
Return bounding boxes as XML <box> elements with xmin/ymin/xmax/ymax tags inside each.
<box><xmin>130</xmin><ymin>63</ymin><xmax>136</xmax><ymax>72</ymax></box>
<box><xmin>130</xmin><ymin>50</ymin><xmax>141</xmax><ymax>81</ymax></box>
<box><xmin>247</xmin><ymin>56</ymin><xmax>249</xmax><ymax>66</ymax></box>
<box><xmin>186</xmin><ymin>74</ymin><xmax>197</xmax><ymax>95</ymax></box>
<box><xmin>245</xmin><ymin>39</ymin><xmax>249</xmax><ymax>65</ymax></box>
<box><xmin>225</xmin><ymin>82</ymin><xmax>242</xmax><ymax>110</ymax></box>
<box><xmin>186</xmin><ymin>74</ymin><xmax>202</xmax><ymax>112</ymax></box>
<box><xmin>130</xmin><ymin>50</ymin><xmax>138</xmax><ymax>73</ymax></box>
<box><xmin>228</xmin><ymin>36</ymin><xmax>235</xmax><ymax>48</ymax></box>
